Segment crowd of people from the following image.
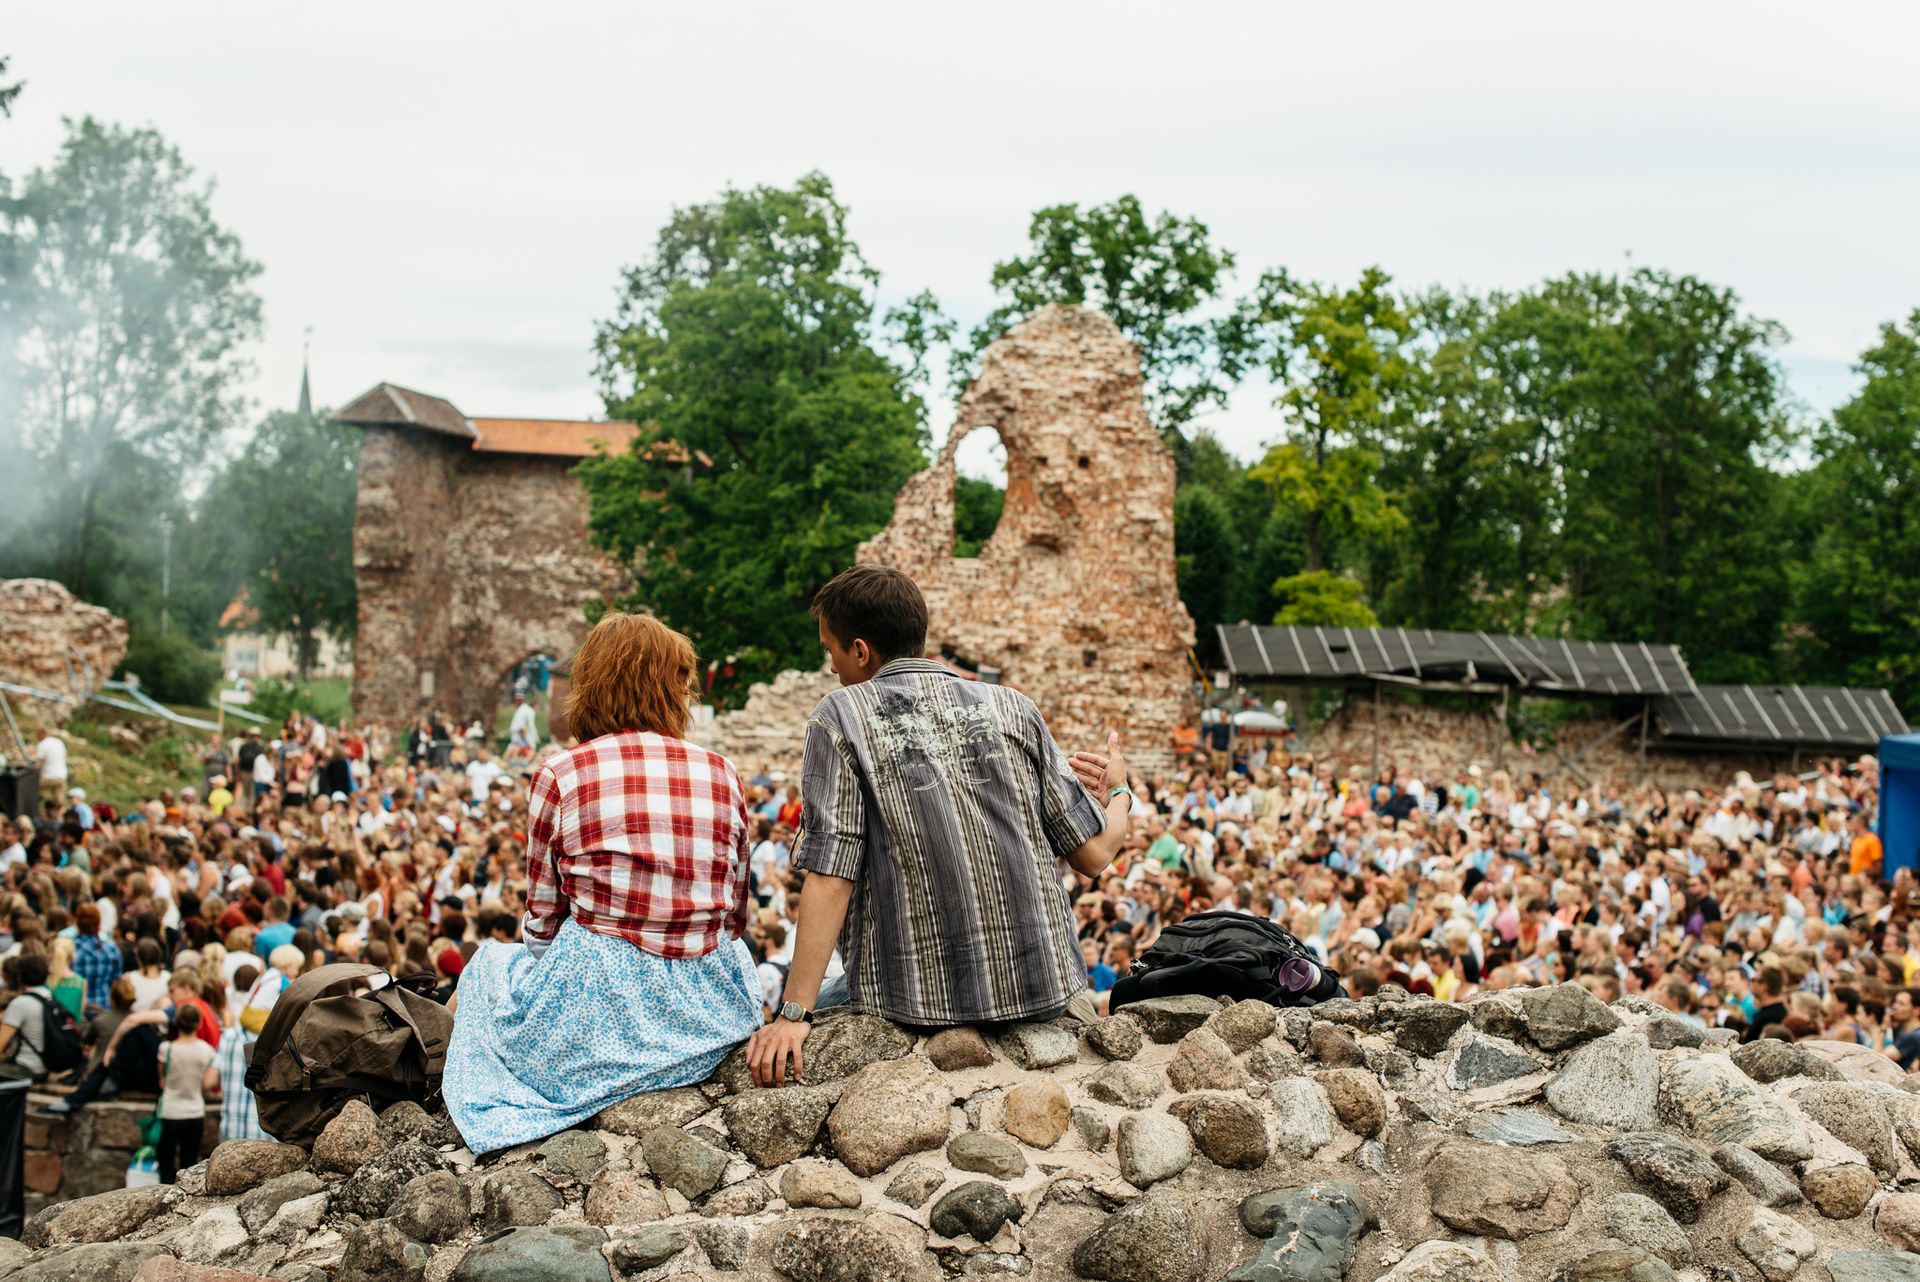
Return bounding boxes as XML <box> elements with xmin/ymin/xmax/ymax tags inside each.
<box><xmin>0</xmin><ymin>577</ymin><xmax>1908</xmax><ymax>1180</ymax></box>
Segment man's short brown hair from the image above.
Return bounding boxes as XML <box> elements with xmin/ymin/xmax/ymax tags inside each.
<box><xmin>811</xmin><ymin>565</ymin><xmax>928</xmax><ymax>663</ymax></box>
<box><xmin>564</xmin><ymin>611</ymin><xmax>697</xmax><ymax>741</ymax></box>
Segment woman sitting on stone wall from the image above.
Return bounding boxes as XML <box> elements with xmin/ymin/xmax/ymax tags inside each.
<box><xmin>441</xmin><ymin>612</ymin><xmax>762</xmax><ymax>1153</ymax></box>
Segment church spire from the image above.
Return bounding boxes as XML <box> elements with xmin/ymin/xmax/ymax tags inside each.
<box><xmin>297</xmin><ymin>326</ymin><xmax>313</xmax><ymax>416</ymax></box>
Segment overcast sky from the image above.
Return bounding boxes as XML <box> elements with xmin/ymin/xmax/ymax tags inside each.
<box><xmin>7</xmin><ymin>2</ymin><xmax>1918</xmax><ymax>476</ymax></box>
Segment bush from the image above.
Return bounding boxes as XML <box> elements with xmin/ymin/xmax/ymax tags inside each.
<box><xmin>117</xmin><ymin>630</ymin><xmax>220</xmax><ymax>706</ymax></box>
<box><xmin>245</xmin><ymin>677</ymin><xmax>351</xmax><ymax>729</ymax></box>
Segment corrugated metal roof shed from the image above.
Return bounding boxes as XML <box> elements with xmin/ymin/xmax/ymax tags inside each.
<box><xmin>1655</xmin><ymin>685</ymin><xmax>1908</xmax><ymax>749</ymax></box>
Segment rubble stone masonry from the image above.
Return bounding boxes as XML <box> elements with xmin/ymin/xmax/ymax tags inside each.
<box><xmin>0</xmin><ymin>578</ymin><xmax>129</xmax><ymax>725</ymax></box>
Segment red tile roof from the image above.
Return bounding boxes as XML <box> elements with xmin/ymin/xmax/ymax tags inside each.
<box><xmin>470</xmin><ymin>418</ymin><xmax>640</xmax><ymax>458</ymax></box>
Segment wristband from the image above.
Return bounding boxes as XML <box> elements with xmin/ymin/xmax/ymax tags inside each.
<box><xmin>1108</xmin><ymin>786</ymin><xmax>1133</xmax><ymax>806</ymax></box>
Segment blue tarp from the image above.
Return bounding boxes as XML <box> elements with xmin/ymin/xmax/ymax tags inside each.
<box><xmin>1879</xmin><ymin>734</ymin><xmax>1920</xmax><ymax>876</ymax></box>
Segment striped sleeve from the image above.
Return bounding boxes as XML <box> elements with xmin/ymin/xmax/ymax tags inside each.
<box><xmin>520</xmin><ymin>761</ymin><xmax>569</xmax><ymax>955</ymax></box>
<box><xmin>1032</xmin><ymin>703</ymin><xmax>1107</xmax><ymax>858</ymax></box>
<box><xmin>792</xmin><ymin>716</ymin><xmax>866</xmax><ymax>882</ymax></box>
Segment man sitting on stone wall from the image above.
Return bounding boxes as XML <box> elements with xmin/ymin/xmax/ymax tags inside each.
<box><xmin>746</xmin><ymin>564</ymin><xmax>1133</xmax><ymax>1087</ymax></box>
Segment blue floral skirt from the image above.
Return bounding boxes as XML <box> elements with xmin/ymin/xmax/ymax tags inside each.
<box><xmin>443</xmin><ymin>918</ymin><xmax>762</xmax><ymax>1153</ymax></box>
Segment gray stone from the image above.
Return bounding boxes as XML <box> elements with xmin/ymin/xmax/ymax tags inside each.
<box><xmin>1070</xmin><ymin>1189</ymin><xmax>1202</xmax><ymax>1282</ymax></box>
<box><xmin>700</xmin><ymin>1177</ymin><xmax>772</xmax><ymax>1217</ymax></box>
<box><xmin>1085</xmin><ymin>1017</ymin><xmax>1145</xmax><ymax>1061</ymax></box>
<box><xmin>1427</xmin><ymin>1141</ymin><xmax>1579</xmax><ymax>1238</ymax></box>
<box><xmin>478</xmin><ymin>1165</ymin><xmax>564</xmax><ymax>1230</ymax></box>
<box><xmin>1355</xmin><ymin>1139</ymin><xmax>1388</xmax><ymax>1175</ymax></box>
<box><xmin>1305</xmin><ymin>1022</ymin><xmax>1367</xmax><ymax>1067</ymax></box>
<box><xmin>1597</xmin><ymin>1192</ymin><xmax>1692</xmax><ymax>1268</ymax></box>
<box><xmin>593</xmin><ymin>1086</ymin><xmax>712</xmax><ymax>1136</ymax></box>
<box><xmin>1711</xmin><ymin>1143</ymin><xmax>1802</xmax><ymax>1206</ymax></box>
<box><xmin>1643</xmin><ymin>1017</ymin><xmax>1708</xmax><ymax>1050</ymax></box>
<box><xmin>1000</xmin><ymin>1020</ymin><xmax>1078</xmax><ymax>1070</ymax></box>
<box><xmin>1315</xmin><ymin>1067</ymin><xmax>1386</xmax><ymax>1138</ymax></box>
<box><xmin>453</xmin><ymin>1225</ymin><xmax>611</xmax><ymax>1282</ymax></box>
<box><xmin>1606</xmin><ymin>1131</ymin><xmax>1728</xmax><ymax>1224</ymax></box>
<box><xmin>1267</xmin><ymin>1078</ymin><xmax>1334</xmax><ymax>1158</ymax></box>
<box><xmin>825</xmin><ymin>1054</ymin><xmax>951</xmax><ymax>1176</ymax></box>
<box><xmin>1394</xmin><ymin>1001</ymin><xmax>1471</xmax><ymax>1058</ymax></box>
<box><xmin>707</xmin><ymin>1011</ymin><xmax>917</xmax><ymax>1092</ymax></box>
<box><xmin>964</xmin><ymin>1253</ymin><xmax>1034</xmax><ymax>1277</ymax></box>
<box><xmin>639</xmin><ymin>1125</ymin><xmax>729</xmax><ymax>1200</ymax></box>
<box><xmin>1447</xmin><ymin>1034</ymin><xmax>1542</xmax><ymax>1090</ymax></box>
<box><xmin>1228</xmin><ymin>1181</ymin><xmax>1369</xmax><ymax>1282</ymax></box>
<box><xmin>381</xmin><ymin>1099</ymin><xmax>462</xmax><ymax>1148</ymax></box>
<box><xmin>1790</xmin><ymin>1082</ymin><xmax>1899</xmax><ymax>1176</ymax></box>
<box><xmin>931</xmin><ymin>1180</ymin><xmax>1025</xmax><ymax>1242</ymax></box>
<box><xmin>721</xmin><ymin>1084</ymin><xmax>832</xmax><ymax>1168</ymax></box>
<box><xmin>769</xmin><ymin>1216</ymin><xmax>916</xmax><ymax>1282</ymax></box>
<box><xmin>1085</xmin><ymin>1061</ymin><xmax>1165</xmax><ymax>1109</ymax></box>
<box><xmin>1468</xmin><ymin>990</ymin><xmax>1527</xmax><ymax>1039</ymax></box>
<box><xmin>1245</xmin><ymin>1037</ymin><xmax>1307</xmax><ymax>1083</ymax></box>
<box><xmin>536</xmin><ymin>1129</ymin><xmax>607</xmax><ymax>1182</ymax></box>
<box><xmin>1802</xmin><ymin>1162</ymin><xmax>1876</xmax><ymax>1219</ymax></box>
<box><xmin>336</xmin><ymin>1140</ymin><xmax>452</xmax><ymax>1219</ymax></box>
<box><xmin>692</xmin><ymin>1219</ymin><xmax>751</xmax><ymax>1271</ymax></box>
<box><xmin>1375</xmin><ymin>1241</ymin><xmax>1489</xmax><ymax>1281</ymax></box>
<box><xmin>1071</xmin><ymin>1106</ymin><xmax>1111</xmax><ymax>1152</ymax></box>
<box><xmin>609</xmin><ymin>1227</ymin><xmax>688</xmax><ymax>1273</ymax></box>
<box><xmin>1120</xmin><ymin>995</ymin><xmax>1221</xmax><ymax>1044</ymax></box>
<box><xmin>1004</xmin><ymin>1077</ymin><xmax>1070</xmax><ymax>1148</ymax></box>
<box><xmin>1116</xmin><ymin>1112</ymin><xmax>1193</xmax><ymax>1188</ymax></box>
<box><xmin>4</xmin><ymin>1243</ymin><xmax>171</xmax><ymax>1282</ymax></box>
<box><xmin>1167</xmin><ymin>1026</ymin><xmax>1250</xmax><ymax>1093</ymax></box>
<box><xmin>927</xmin><ymin>1026</ymin><xmax>996</xmax><ymax>1070</ymax></box>
<box><xmin>1548</xmin><ymin>1246</ymin><xmax>1676</xmax><ymax>1282</ymax></box>
<box><xmin>1168</xmin><ymin>1093</ymin><xmax>1269</xmax><ymax>1168</ymax></box>
<box><xmin>1465</xmin><ymin>1110</ymin><xmax>1577</xmax><ymax>1147</ymax></box>
<box><xmin>338</xmin><ymin>1220</ymin><xmax>431</xmax><ymax>1282</ymax></box>
<box><xmin>780</xmin><ymin>1159</ymin><xmax>863</xmax><ymax>1209</ymax></box>
<box><xmin>1736</xmin><ymin>1207</ymin><xmax>1816</xmax><ymax>1282</ymax></box>
<box><xmin>1829</xmin><ymin>1250</ymin><xmax>1920</xmax><ymax>1282</ymax></box>
<box><xmin>1731</xmin><ymin>1037</ymin><xmax>1845</xmax><ymax>1084</ymax></box>
<box><xmin>204</xmin><ymin>1139</ymin><xmax>311</xmax><ymax>1195</ymax></box>
<box><xmin>313</xmin><ymin>1099</ymin><xmax>388</xmax><ymax>1175</ymax></box>
<box><xmin>582</xmin><ymin>1170</ymin><xmax>669</xmax><ymax>1226</ymax></box>
<box><xmin>165</xmin><ymin>1202</ymin><xmax>248</xmax><ymax>1264</ymax></box>
<box><xmin>948</xmin><ymin>1131</ymin><xmax>1027</xmax><ymax>1179</ymax></box>
<box><xmin>395</xmin><ymin>1169</ymin><xmax>471</xmax><ymax>1245</ymax></box>
<box><xmin>1519</xmin><ymin>982</ymin><xmax>1623</xmax><ymax>1051</ymax></box>
<box><xmin>885</xmin><ymin>1162</ymin><xmax>945</xmax><ymax>1208</ymax></box>
<box><xmin>23</xmin><ymin>1184</ymin><xmax>175</xmax><ymax>1248</ymax></box>
<box><xmin>1205</xmin><ymin>998</ymin><xmax>1278</xmax><ymax>1053</ymax></box>
<box><xmin>237</xmin><ymin>1170</ymin><xmax>328</xmax><ymax>1235</ymax></box>
<box><xmin>1546</xmin><ymin>1029</ymin><xmax>1658</xmax><ymax>1129</ymax></box>
<box><xmin>1659</xmin><ymin>1055</ymin><xmax>1811</xmax><ymax>1162</ymax></box>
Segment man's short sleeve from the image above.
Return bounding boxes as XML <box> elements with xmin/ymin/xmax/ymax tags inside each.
<box><xmin>791</xmin><ymin>717</ymin><xmax>865</xmax><ymax>883</ymax></box>
<box><xmin>1032</xmin><ymin>704</ymin><xmax>1107</xmax><ymax>859</ymax></box>
<box><xmin>1</xmin><ymin>996</ymin><xmax>28</xmax><ymax>1031</ymax></box>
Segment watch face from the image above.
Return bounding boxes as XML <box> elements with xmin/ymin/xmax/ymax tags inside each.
<box><xmin>781</xmin><ymin>1001</ymin><xmax>804</xmax><ymax>1022</ymax></box>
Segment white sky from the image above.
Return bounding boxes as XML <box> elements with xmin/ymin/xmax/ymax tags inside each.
<box><xmin>6</xmin><ymin>2</ymin><xmax>1918</xmax><ymax>480</ymax></box>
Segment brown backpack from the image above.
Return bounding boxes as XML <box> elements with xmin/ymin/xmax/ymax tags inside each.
<box><xmin>243</xmin><ymin>962</ymin><xmax>454</xmax><ymax>1146</ymax></box>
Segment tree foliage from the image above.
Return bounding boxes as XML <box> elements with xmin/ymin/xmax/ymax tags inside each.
<box><xmin>953</xmin><ymin>474</ymin><xmax>1004</xmax><ymax>559</ymax></box>
<box><xmin>582</xmin><ymin>173</ymin><xmax>929</xmax><ymax>701</ymax></box>
<box><xmin>964</xmin><ymin>195</ymin><xmax>1241</xmax><ymax>455</ymax></box>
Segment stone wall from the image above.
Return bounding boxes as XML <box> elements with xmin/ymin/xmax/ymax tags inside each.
<box><xmin>22</xmin><ymin>1090</ymin><xmax>220</xmax><ymax>1216</ymax></box>
<box><xmin>14</xmin><ymin>989</ymin><xmax>1920</xmax><ymax>1281</ymax></box>
<box><xmin>689</xmin><ymin>668</ymin><xmax>841</xmax><ymax>776</ymax></box>
<box><xmin>859</xmin><ymin>306</ymin><xmax>1196</xmax><ymax>769</ymax></box>
<box><xmin>351</xmin><ymin>428</ymin><xmax>630</xmax><ymax>732</ymax></box>
<box><xmin>0</xmin><ymin>579</ymin><xmax>128</xmax><ymax>724</ymax></box>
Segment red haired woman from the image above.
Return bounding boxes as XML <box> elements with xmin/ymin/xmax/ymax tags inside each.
<box><xmin>442</xmin><ymin>613</ymin><xmax>760</xmax><ymax>1152</ymax></box>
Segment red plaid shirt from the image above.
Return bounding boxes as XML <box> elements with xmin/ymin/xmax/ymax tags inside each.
<box><xmin>522</xmin><ymin>731</ymin><xmax>751</xmax><ymax>959</ymax></box>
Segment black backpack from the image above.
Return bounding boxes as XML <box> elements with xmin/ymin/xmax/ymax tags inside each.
<box><xmin>243</xmin><ymin>963</ymin><xmax>453</xmax><ymax>1145</ymax></box>
<box><xmin>1109</xmin><ymin>910</ymin><xmax>1345</xmax><ymax>1013</ymax></box>
<box><xmin>25</xmin><ymin>992</ymin><xmax>84</xmax><ymax>1074</ymax></box>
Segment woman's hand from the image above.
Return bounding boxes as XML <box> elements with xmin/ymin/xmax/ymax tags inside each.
<box><xmin>746</xmin><ymin>1018</ymin><xmax>810</xmax><ymax>1088</ymax></box>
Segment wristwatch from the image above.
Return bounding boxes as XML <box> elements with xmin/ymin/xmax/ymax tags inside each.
<box><xmin>779</xmin><ymin>1001</ymin><xmax>814</xmax><ymax>1024</ymax></box>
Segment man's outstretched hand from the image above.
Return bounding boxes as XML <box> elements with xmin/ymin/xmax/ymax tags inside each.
<box><xmin>1070</xmin><ymin>731</ymin><xmax>1130</xmax><ymax>799</ymax></box>
<box><xmin>746</xmin><ymin>1016</ymin><xmax>811</xmax><ymax>1088</ymax></box>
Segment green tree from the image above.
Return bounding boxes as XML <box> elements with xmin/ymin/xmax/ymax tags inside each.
<box><xmin>1174</xmin><ymin>485</ymin><xmax>1236</xmax><ymax>647</ymax></box>
<box><xmin>1271</xmin><ymin>571</ymin><xmax>1378</xmax><ymax>627</ymax></box>
<box><xmin>1</xmin><ymin>117</ymin><xmax>262</xmax><ymax>603</ymax></box>
<box><xmin>1232</xmin><ymin>267</ymin><xmax>1413</xmax><ymax>580</ymax></box>
<box><xmin>964</xmin><ymin>195</ymin><xmax>1241</xmax><ymax>455</ymax></box>
<box><xmin>953</xmin><ymin>474</ymin><xmax>1004</xmax><ymax>558</ymax></box>
<box><xmin>581</xmin><ymin>173</ymin><xmax>929</xmax><ymax>700</ymax></box>
<box><xmin>1785</xmin><ymin>311</ymin><xmax>1920</xmax><ymax>704</ymax></box>
<box><xmin>0</xmin><ymin>55</ymin><xmax>21</xmax><ymax>119</ymax></box>
<box><xmin>1503</xmin><ymin>270</ymin><xmax>1790</xmax><ymax>677</ymax></box>
<box><xmin>207</xmin><ymin>411</ymin><xmax>360</xmax><ymax>677</ymax></box>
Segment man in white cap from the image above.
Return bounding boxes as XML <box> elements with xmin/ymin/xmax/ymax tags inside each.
<box><xmin>66</xmin><ymin>788</ymin><xmax>94</xmax><ymax>831</ymax></box>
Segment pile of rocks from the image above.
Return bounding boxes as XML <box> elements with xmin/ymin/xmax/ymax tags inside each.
<box><xmin>0</xmin><ymin>578</ymin><xmax>127</xmax><ymax>724</ymax></box>
<box><xmin>688</xmin><ymin>668</ymin><xmax>840</xmax><ymax>776</ymax></box>
<box><xmin>9</xmin><ymin>985</ymin><xmax>1920</xmax><ymax>1282</ymax></box>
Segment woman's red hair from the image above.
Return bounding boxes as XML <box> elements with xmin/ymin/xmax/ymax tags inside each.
<box><xmin>563</xmin><ymin>612</ymin><xmax>697</xmax><ymax>742</ymax></box>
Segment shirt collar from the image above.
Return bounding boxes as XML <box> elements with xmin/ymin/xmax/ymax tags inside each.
<box><xmin>874</xmin><ymin>657</ymin><xmax>956</xmax><ymax>680</ymax></box>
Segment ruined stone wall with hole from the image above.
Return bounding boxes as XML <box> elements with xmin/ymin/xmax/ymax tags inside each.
<box><xmin>351</xmin><ymin>428</ymin><xmax>630</xmax><ymax>732</ymax></box>
<box><xmin>0</xmin><ymin>578</ymin><xmax>128</xmax><ymax>727</ymax></box>
<box><xmin>857</xmin><ymin>305</ymin><xmax>1195</xmax><ymax>766</ymax></box>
